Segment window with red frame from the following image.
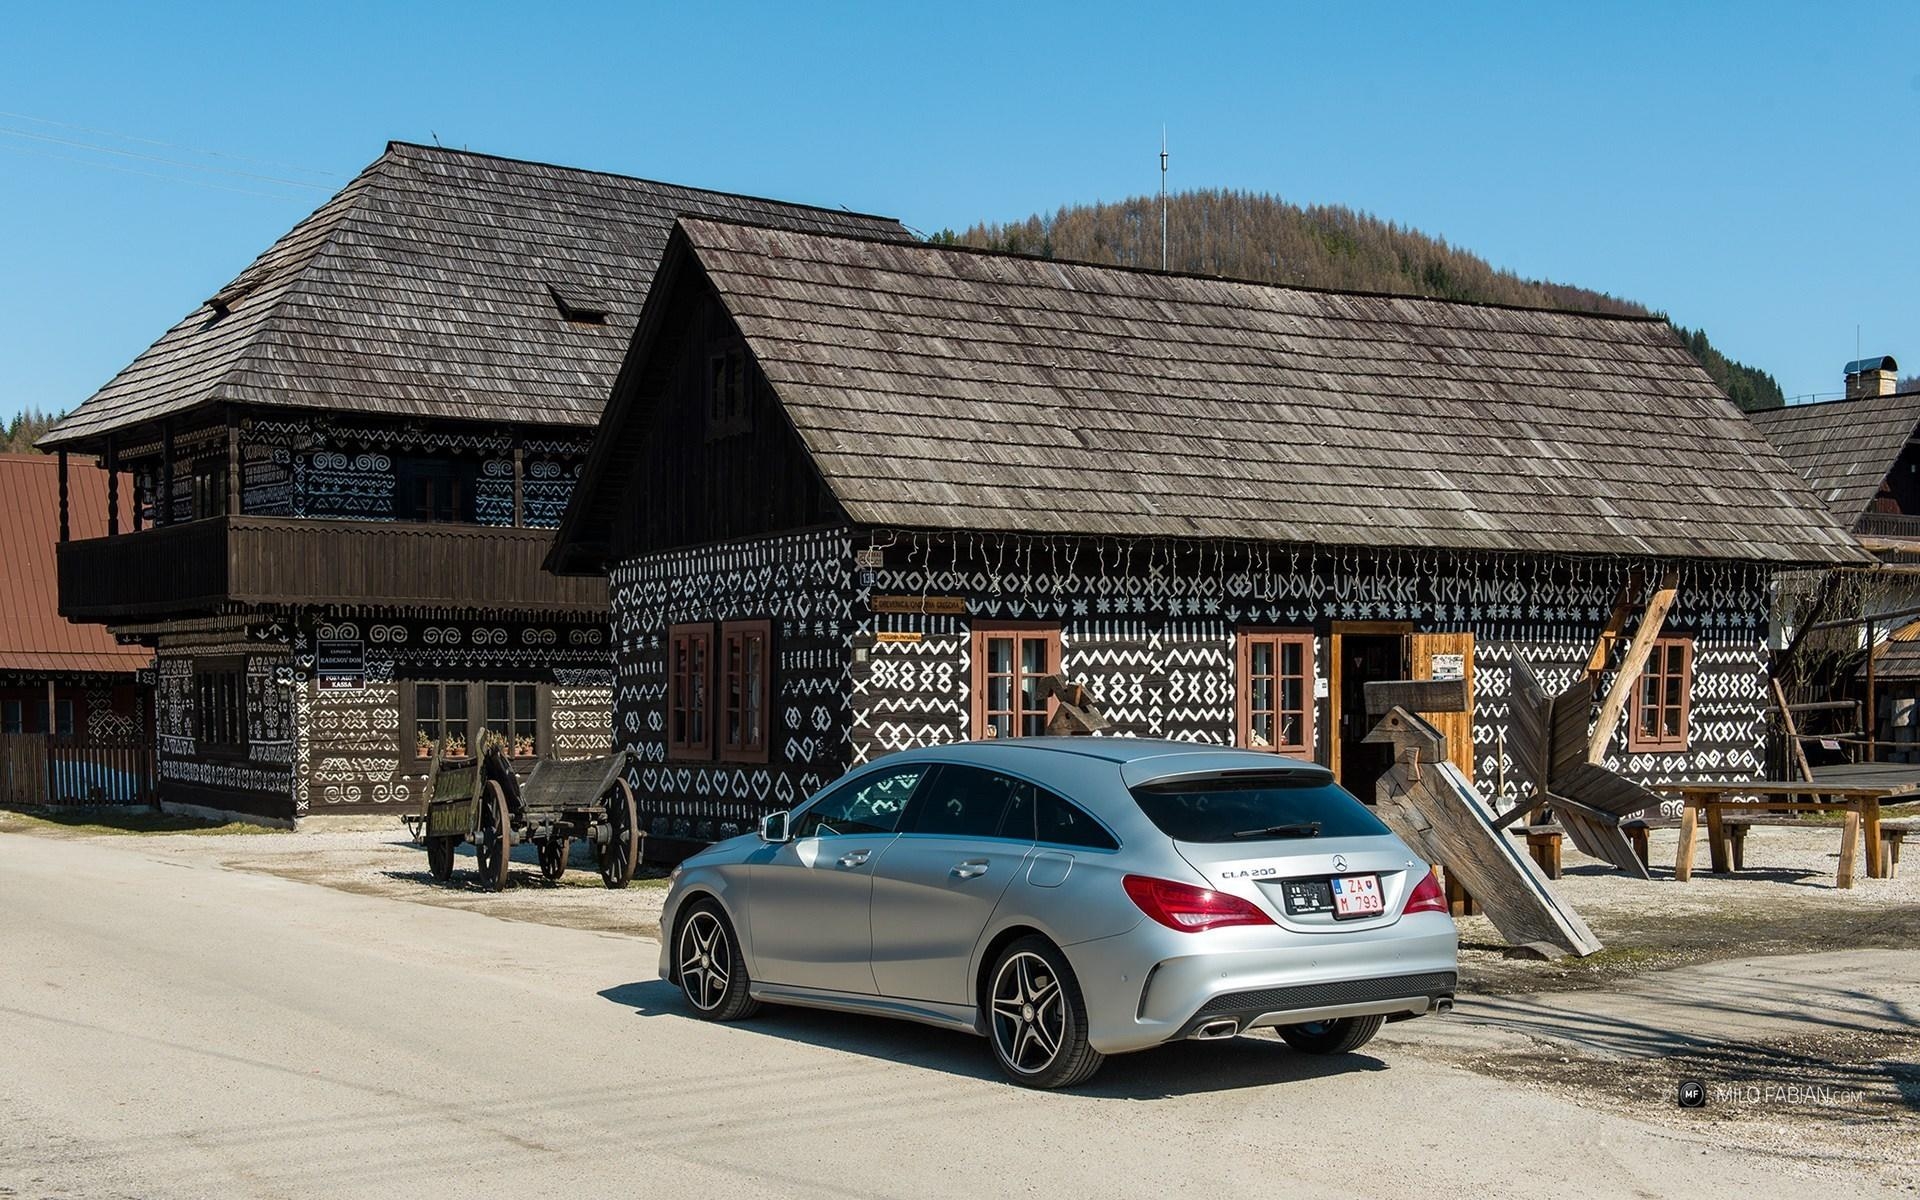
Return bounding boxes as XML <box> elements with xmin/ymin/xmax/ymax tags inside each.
<box><xmin>1628</xmin><ymin>636</ymin><xmax>1692</xmax><ymax>752</ymax></box>
<box><xmin>1237</xmin><ymin>630</ymin><xmax>1314</xmax><ymax>757</ymax></box>
<box><xmin>719</xmin><ymin>619</ymin><xmax>771</xmax><ymax>762</ymax></box>
<box><xmin>971</xmin><ymin>623</ymin><xmax>1061</xmax><ymax>739</ymax></box>
<box><xmin>667</xmin><ymin>624</ymin><xmax>713</xmax><ymax>758</ymax></box>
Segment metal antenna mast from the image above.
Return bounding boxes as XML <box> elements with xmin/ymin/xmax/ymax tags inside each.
<box><xmin>1159</xmin><ymin>126</ymin><xmax>1169</xmax><ymax>271</ymax></box>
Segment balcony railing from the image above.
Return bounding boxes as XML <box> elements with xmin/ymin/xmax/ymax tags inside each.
<box><xmin>1856</xmin><ymin>512</ymin><xmax>1920</xmax><ymax>542</ymax></box>
<box><xmin>58</xmin><ymin>516</ymin><xmax>605</xmax><ymax>621</ymax></box>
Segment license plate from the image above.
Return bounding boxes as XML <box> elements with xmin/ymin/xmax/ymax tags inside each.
<box><xmin>1331</xmin><ymin>874</ymin><xmax>1383</xmax><ymax>918</ymax></box>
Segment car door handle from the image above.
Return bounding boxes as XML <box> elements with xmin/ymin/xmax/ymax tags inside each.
<box><xmin>950</xmin><ymin>859</ymin><xmax>990</xmax><ymax>879</ymax></box>
<box><xmin>836</xmin><ymin>849</ymin><xmax>871</xmax><ymax>869</ymax></box>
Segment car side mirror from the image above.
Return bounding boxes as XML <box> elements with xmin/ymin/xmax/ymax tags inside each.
<box><xmin>759</xmin><ymin>810</ymin><xmax>791</xmax><ymax>844</ymax></box>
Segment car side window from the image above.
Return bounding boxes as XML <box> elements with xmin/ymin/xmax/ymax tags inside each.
<box><xmin>793</xmin><ymin>765</ymin><xmax>926</xmax><ymax>838</ymax></box>
<box><xmin>1037</xmin><ymin>790</ymin><xmax>1118</xmax><ymax>850</ymax></box>
<box><xmin>904</xmin><ymin>765</ymin><xmax>1025</xmax><ymax>838</ymax></box>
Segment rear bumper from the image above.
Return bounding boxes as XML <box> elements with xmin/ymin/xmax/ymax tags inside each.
<box><xmin>1069</xmin><ymin>912</ymin><xmax>1458</xmax><ymax>1054</ymax></box>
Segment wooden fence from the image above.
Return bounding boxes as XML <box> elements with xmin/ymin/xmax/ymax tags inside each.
<box><xmin>1</xmin><ymin>733</ymin><xmax>156</xmax><ymax>807</ymax></box>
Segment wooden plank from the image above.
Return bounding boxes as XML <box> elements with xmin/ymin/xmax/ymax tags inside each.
<box><xmin>1374</xmin><ymin>755</ymin><xmax>1602</xmax><ymax>957</ymax></box>
<box><xmin>1771</xmin><ymin>676</ymin><xmax>1815</xmax><ymax>786</ymax></box>
<box><xmin>1864</xmin><ymin>797</ymin><xmax>1883</xmax><ymax>881</ymax></box>
<box><xmin>1585</xmin><ymin>570</ymin><xmax>1644</xmax><ymax>680</ymax></box>
<box><xmin>1505</xmin><ymin>654</ymin><xmax>1550</xmax><ymax>798</ymax></box>
<box><xmin>1362</xmin><ymin>677</ymin><xmax>1469</xmax><ymax>716</ymax></box>
<box><xmin>1706</xmin><ymin>803</ymin><xmax>1730</xmax><ymax>873</ymax></box>
<box><xmin>1838</xmin><ymin>805</ymin><xmax>1861</xmax><ymax>889</ymax></box>
<box><xmin>1587</xmin><ymin>570</ymin><xmax>1680</xmax><ymax>763</ymax></box>
<box><xmin>1675</xmin><ymin>796</ymin><xmax>1701</xmax><ymax>881</ymax></box>
<box><xmin>1547</xmin><ymin>676</ymin><xmax>1596</xmax><ymax>788</ymax></box>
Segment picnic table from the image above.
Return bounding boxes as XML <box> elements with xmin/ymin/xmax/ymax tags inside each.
<box><xmin>1651</xmin><ymin>780</ymin><xmax>1919</xmax><ymax>888</ymax></box>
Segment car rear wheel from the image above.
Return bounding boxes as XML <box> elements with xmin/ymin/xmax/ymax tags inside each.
<box><xmin>986</xmin><ymin>937</ymin><xmax>1103</xmax><ymax>1089</ymax></box>
<box><xmin>674</xmin><ymin>901</ymin><xmax>760</xmax><ymax>1022</ymax></box>
<box><xmin>1277</xmin><ymin>1014</ymin><xmax>1385</xmax><ymax>1055</ymax></box>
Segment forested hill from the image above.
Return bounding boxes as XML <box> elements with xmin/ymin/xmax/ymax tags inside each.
<box><xmin>940</xmin><ymin>190</ymin><xmax>1785</xmax><ymax>411</ymax></box>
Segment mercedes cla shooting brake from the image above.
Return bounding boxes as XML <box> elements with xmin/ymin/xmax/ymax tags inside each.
<box><xmin>661</xmin><ymin>738</ymin><xmax>1458</xmax><ymax>1088</ymax></box>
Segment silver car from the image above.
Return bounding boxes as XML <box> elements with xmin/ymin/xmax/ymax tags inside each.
<box><xmin>660</xmin><ymin>738</ymin><xmax>1458</xmax><ymax>1088</ymax></box>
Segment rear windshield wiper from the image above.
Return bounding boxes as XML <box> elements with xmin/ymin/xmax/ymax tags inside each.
<box><xmin>1231</xmin><ymin>821</ymin><xmax>1322</xmax><ymax>839</ymax></box>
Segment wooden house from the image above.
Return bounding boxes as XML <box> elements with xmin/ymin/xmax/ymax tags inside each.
<box><xmin>1750</xmin><ymin>370</ymin><xmax>1920</xmax><ymax>759</ymax></box>
<box><xmin>40</xmin><ymin>145</ymin><xmax>906</xmax><ymax>824</ymax></box>
<box><xmin>0</xmin><ymin>454</ymin><xmax>153</xmax><ymax>804</ymax></box>
<box><xmin>547</xmin><ymin>220</ymin><xmax>1863</xmax><ymax>852</ymax></box>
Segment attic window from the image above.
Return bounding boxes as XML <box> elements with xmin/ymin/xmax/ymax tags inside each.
<box><xmin>547</xmin><ymin>282</ymin><xmax>609</xmax><ymax>326</ymax></box>
<box><xmin>205</xmin><ymin>278</ymin><xmax>259</xmax><ymax>320</ymax></box>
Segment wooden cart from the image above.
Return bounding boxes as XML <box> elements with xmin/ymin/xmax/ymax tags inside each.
<box><xmin>416</xmin><ymin>743</ymin><xmax>641</xmax><ymax>890</ymax></box>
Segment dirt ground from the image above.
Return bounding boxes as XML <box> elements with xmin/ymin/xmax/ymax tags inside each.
<box><xmin>5</xmin><ymin>807</ymin><xmax>1916</xmax><ymax>981</ymax></box>
<box><xmin>5</xmin><ymin>806</ymin><xmax>1915</xmax><ymax>1186</ymax></box>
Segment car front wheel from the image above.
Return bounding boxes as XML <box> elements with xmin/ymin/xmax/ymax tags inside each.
<box><xmin>674</xmin><ymin>900</ymin><xmax>760</xmax><ymax>1021</ymax></box>
<box><xmin>1277</xmin><ymin>1014</ymin><xmax>1384</xmax><ymax>1055</ymax></box>
<box><xmin>986</xmin><ymin>936</ymin><xmax>1104</xmax><ymax>1089</ymax></box>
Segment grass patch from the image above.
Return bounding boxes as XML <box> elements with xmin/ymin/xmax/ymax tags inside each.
<box><xmin>0</xmin><ymin>806</ymin><xmax>277</xmax><ymax>837</ymax></box>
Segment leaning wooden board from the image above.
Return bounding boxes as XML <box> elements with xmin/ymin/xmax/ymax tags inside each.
<box><xmin>1376</xmin><ymin>754</ymin><xmax>1603</xmax><ymax>958</ymax></box>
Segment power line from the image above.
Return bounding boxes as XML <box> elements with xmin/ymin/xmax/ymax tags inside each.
<box><xmin>0</xmin><ymin>125</ymin><xmax>330</xmax><ymax>190</ymax></box>
<box><xmin>0</xmin><ymin>108</ymin><xmax>340</xmax><ymax>178</ymax></box>
<box><xmin>0</xmin><ymin>140</ymin><xmax>313</xmax><ymax>200</ymax></box>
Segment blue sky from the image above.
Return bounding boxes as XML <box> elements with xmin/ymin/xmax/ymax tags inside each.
<box><xmin>4</xmin><ymin>1</ymin><xmax>1917</xmax><ymax>426</ymax></box>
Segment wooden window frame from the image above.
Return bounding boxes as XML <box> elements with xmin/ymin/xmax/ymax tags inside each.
<box><xmin>404</xmin><ymin>680</ymin><xmax>553</xmax><ymax>771</ymax></box>
<box><xmin>704</xmin><ymin>342</ymin><xmax>753</xmax><ymax>441</ymax></box>
<box><xmin>1627</xmin><ymin>636</ymin><xmax>1693</xmax><ymax>753</ymax></box>
<box><xmin>970</xmin><ymin>621</ymin><xmax>1062</xmax><ymax>741</ymax></box>
<box><xmin>408</xmin><ymin>680</ymin><xmax>473</xmax><ymax>764</ymax></box>
<box><xmin>667</xmin><ymin>624</ymin><xmax>715</xmax><ymax>760</ymax></box>
<box><xmin>485</xmin><ymin>682</ymin><xmax>542</xmax><ymax>760</ymax></box>
<box><xmin>718</xmin><ymin>619</ymin><xmax>773</xmax><ymax>764</ymax></box>
<box><xmin>193</xmin><ymin>655</ymin><xmax>248</xmax><ymax>758</ymax></box>
<box><xmin>1236</xmin><ymin>628</ymin><xmax>1315</xmax><ymax>759</ymax></box>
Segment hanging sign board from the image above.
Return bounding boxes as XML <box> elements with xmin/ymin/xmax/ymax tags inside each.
<box><xmin>874</xmin><ymin>631</ymin><xmax>925</xmax><ymax>645</ymax></box>
<box><xmin>869</xmin><ymin>595</ymin><xmax>969</xmax><ymax>615</ymax></box>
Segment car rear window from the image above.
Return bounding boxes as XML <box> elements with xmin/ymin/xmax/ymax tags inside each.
<box><xmin>1128</xmin><ymin>774</ymin><xmax>1389</xmax><ymax>843</ymax></box>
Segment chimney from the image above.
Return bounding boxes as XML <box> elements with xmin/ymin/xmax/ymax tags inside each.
<box><xmin>1845</xmin><ymin>355</ymin><xmax>1899</xmax><ymax>399</ymax></box>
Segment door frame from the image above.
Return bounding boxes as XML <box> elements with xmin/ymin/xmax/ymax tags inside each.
<box><xmin>1327</xmin><ymin>621</ymin><xmax>1413</xmax><ymax>785</ymax></box>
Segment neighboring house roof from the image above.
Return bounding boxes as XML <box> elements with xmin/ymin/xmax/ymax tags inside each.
<box><xmin>0</xmin><ymin>454</ymin><xmax>153</xmax><ymax>674</ymax></box>
<box><xmin>558</xmin><ymin>220</ymin><xmax>1864</xmax><ymax>567</ymax></box>
<box><xmin>42</xmin><ymin>143</ymin><xmax>909</xmax><ymax>450</ymax></box>
<box><xmin>1747</xmin><ymin>390</ymin><xmax>1920</xmax><ymax>521</ymax></box>
<box><xmin>1863</xmin><ymin>620</ymin><xmax>1920</xmax><ymax>681</ymax></box>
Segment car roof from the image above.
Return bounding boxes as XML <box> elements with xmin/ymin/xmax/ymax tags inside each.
<box><xmin>894</xmin><ymin>737</ymin><xmax>1335</xmax><ymax>780</ymax></box>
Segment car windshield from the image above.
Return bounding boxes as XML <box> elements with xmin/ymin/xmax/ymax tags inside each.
<box><xmin>1128</xmin><ymin>774</ymin><xmax>1389</xmax><ymax>843</ymax></box>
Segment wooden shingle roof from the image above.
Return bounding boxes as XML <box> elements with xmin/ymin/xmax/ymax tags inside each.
<box><xmin>0</xmin><ymin>455</ymin><xmax>152</xmax><ymax>675</ymax></box>
<box><xmin>42</xmin><ymin>143</ymin><xmax>908</xmax><ymax>450</ymax></box>
<box><xmin>564</xmin><ymin>220</ymin><xmax>1864</xmax><ymax>566</ymax></box>
<box><xmin>1747</xmin><ymin>391</ymin><xmax>1920</xmax><ymax>521</ymax></box>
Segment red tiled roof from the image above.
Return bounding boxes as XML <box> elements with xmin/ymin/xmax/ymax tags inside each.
<box><xmin>0</xmin><ymin>454</ymin><xmax>152</xmax><ymax>675</ymax></box>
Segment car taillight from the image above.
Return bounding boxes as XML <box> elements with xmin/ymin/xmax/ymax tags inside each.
<box><xmin>1123</xmin><ymin>874</ymin><xmax>1275</xmax><ymax>933</ymax></box>
<box><xmin>1403</xmin><ymin>869</ymin><xmax>1448</xmax><ymax>916</ymax></box>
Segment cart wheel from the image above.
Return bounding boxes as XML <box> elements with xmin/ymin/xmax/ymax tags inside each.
<box><xmin>599</xmin><ymin>780</ymin><xmax>639</xmax><ymax>889</ymax></box>
<box><xmin>539</xmin><ymin>837</ymin><xmax>570</xmax><ymax>883</ymax></box>
<box><xmin>426</xmin><ymin>835</ymin><xmax>456</xmax><ymax>882</ymax></box>
<box><xmin>473</xmin><ymin>781</ymin><xmax>511</xmax><ymax>892</ymax></box>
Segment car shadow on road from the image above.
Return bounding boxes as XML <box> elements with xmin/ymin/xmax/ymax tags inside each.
<box><xmin>598</xmin><ymin>979</ymin><xmax>1390</xmax><ymax>1098</ymax></box>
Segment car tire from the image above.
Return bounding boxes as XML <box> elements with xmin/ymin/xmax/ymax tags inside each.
<box><xmin>673</xmin><ymin>900</ymin><xmax>761</xmax><ymax>1022</ymax></box>
<box><xmin>1277</xmin><ymin>1014</ymin><xmax>1385</xmax><ymax>1055</ymax></box>
<box><xmin>985</xmin><ymin>936</ymin><xmax>1104</xmax><ymax>1089</ymax></box>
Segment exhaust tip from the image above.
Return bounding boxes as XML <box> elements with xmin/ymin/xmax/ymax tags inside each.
<box><xmin>1434</xmin><ymin>997</ymin><xmax>1454</xmax><ymax>1015</ymax></box>
<box><xmin>1192</xmin><ymin>1019</ymin><xmax>1239</xmax><ymax>1040</ymax></box>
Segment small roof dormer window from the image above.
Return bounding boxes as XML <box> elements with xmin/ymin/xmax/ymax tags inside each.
<box><xmin>547</xmin><ymin>281</ymin><xmax>609</xmax><ymax>326</ymax></box>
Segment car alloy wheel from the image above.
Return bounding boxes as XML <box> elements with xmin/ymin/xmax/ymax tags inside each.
<box><xmin>990</xmin><ymin>950</ymin><xmax>1069</xmax><ymax>1075</ymax></box>
<box><xmin>678</xmin><ymin>909</ymin><xmax>731</xmax><ymax>1012</ymax></box>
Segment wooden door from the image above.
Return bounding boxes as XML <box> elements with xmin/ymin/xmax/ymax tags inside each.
<box><xmin>1411</xmin><ymin>631</ymin><xmax>1475</xmax><ymax>782</ymax></box>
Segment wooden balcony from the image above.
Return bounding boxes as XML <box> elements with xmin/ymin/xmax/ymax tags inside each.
<box><xmin>57</xmin><ymin>517</ymin><xmax>606</xmax><ymax>621</ymax></box>
<box><xmin>1856</xmin><ymin>512</ymin><xmax>1920</xmax><ymax>542</ymax></box>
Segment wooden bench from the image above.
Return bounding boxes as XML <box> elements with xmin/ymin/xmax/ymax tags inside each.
<box><xmin>1719</xmin><ymin>813</ymin><xmax>1811</xmax><ymax>871</ymax></box>
<box><xmin>1505</xmin><ymin>824</ymin><xmax>1565</xmax><ymax>879</ymax></box>
<box><xmin>1621</xmin><ymin>816</ymin><xmax>1679</xmax><ymax>867</ymax></box>
<box><xmin>1883</xmin><ymin>818</ymin><xmax>1916</xmax><ymax>878</ymax></box>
